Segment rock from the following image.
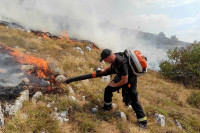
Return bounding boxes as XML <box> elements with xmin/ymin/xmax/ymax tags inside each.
<box><xmin>54</xmin><ymin>107</ymin><xmax>58</xmax><ymax>112</ymax></box>
<box><xmin>112</xmin><ymin>103</ymin><xmax>118</xmax><ymax>109</ymax></box>
<box><xmin>77</xmin><ymin>67</ymin><xmax>83</xmax><ymax>71</ymax></box>
<box><xmin>53</xmin><ymin>110</ymin><xmax>69</xmax><ymax>124</ymax></box>
<box><xmin>47</xmin><ymin>101</ymin><xmax>55</xmax><ymax>108</ymax></box>
<box><xmin>75</xmin><ymin>47</ymin><xmax>84</xmax><ymax>55</ymax></box>
<box><xmin>27</xmin><ymin>30</ymin><xmax>31</xmax><ymax>33</ymax></box>
<box><xmin>127</xmin><ymin>105</ymin><xmax>132</xmax><ymax>110</ymax></box>
<box><xmin>0</xmin><ymin>104</ymin><xmax>4</xmax><ymax>127</ymax></box>
<box><xmin>175</xmin><ymin>119</ymin><xmax>182</xmax><ymax>129</ymax></box>
<box><xmin>22</xmin><ymin>78</ymin><xmax>29</xmax><ymax>85</ymax></box>
<box><xmin>119</xmin><ymin>112</ymin><xmax>127</xmax><ymax>121</ymax></box>
<box><xmin>18</xmin><ymin>90</ymin><xmax>29</xmax><ymax>101</ymax></box>
<box><xmin>154</xmin><ymin>113</ymin><xmax>165</xmax><ymax>127</ymax></box>
<box><xmin>96</xmin><ymin>98</ymin><xmax>101</xmax><ymax>102</ymax></box>
<box><xmin>32</xmin><ymin>91</ymin><xmax>43</xmax><ymax>104</ymax></box>
<box><xmin>47</xmin><ymin>103</ymin><xmax>51</xmax><ymax>108</ymax></box>
<box><xmin>52</xmin><ymin>68</ymin><xmax>63</xmax><ymax>75</ymax></box>
<box><xmin>68</xmin><ymin>86</ymin><xmax>74</xmax><ymax>93</ymax></box>
<box><xmin>45</xmin><ymin>81</ymin><xmax>50</xmax><ymax>86</ymax></box>
<box><xmin>7</xmin><ymin>90</ymin><xmax>29</xmax><ymax>115</ymax></box>
<box><xmin>4</xmin><ymin>104</ymin><xmax>11</xmax><ymax>114</ymax></box>
<box><xmin>82</xmin><ymin>96</ymin><xmax>86</xmax><ymax>101</ymax></box>
<box><xmin>68</xmin><ymin>96</ymin><xmax>76</xmax><ymax>101</ymax></box>
<box><xmin>85</xmin><ymin>46</ymin><xmax>92</xmax><ymax>52</ymax></box>
<box><xmin>101</xmin><ymin>75</ymin><xmax>110</xmax><ymax>82</ymax></box>
<box><xmin>88</xmin><ymin>43</ymin><xmax>93</xmax><ymax>49</ymax></box>
<box><xmin>91</xmin><ymin>108</ymin><xmax>98</xmax><ymax>113</ymax></box>
<box><xmin>60</xmin><ymin>111</ymin><xmax>68</xmax><ymax>118</ymax></box>
<box><xmin>57</xmin><ymin>116</ymin><xmax>64</xmax><ymax>123</ymax></box>
<box><xmin>63</xmin><ymin>118</ymin><xmax>69</xmax><ymax>122</ymax></box>
<box><xmin>55</xmin><ymin>75</ymin><xmax>67</xmax><ymax>83</ymax></box>
<box><xmin>9</xmin><ymin>100</ymin><xmax>23</xmax><ymax>115</ymax></box>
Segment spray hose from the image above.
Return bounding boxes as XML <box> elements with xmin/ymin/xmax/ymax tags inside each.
<box><xmin>64</xmin><ymin>71</ymin><xmax>111</xmax><ymax>84</ymax></box>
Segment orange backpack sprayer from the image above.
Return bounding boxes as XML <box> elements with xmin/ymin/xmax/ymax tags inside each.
<box><xmin>124</xmin><ymin>49</ymin><xmax>147</xmax><ymax>77</ymax></box>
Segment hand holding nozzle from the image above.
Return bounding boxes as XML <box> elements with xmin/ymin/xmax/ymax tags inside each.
<box><xmin>96</xmin><ymin>69</ymin><xmax>104</xmax><ymax>74</ymax></box>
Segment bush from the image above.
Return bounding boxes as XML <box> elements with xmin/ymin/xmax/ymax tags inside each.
<box><xmin>159</xmin><ymin>43</ymin><xmax>200</xmax><ymax>88</ymax></box>
<box><xmin>187</xmin><ymin>91</ymin><xmax>200</xmax><ymax>108</ymax></box>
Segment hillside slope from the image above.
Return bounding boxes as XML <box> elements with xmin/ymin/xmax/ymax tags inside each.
<box><xmin>0</xmin><ymin>25</ymin><xmax>199</xmax><ymax>133</ymax></box>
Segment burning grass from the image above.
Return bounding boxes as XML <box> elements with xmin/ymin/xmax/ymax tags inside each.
<box><xmin>0</xmin><ymin>42</ymin><xmax>52</xmax><ymax>79</ymax></box>
<box><xmin>0</xmin><ymin>24</ymin><xmax>200</xmax><ymax>133</ymax></box>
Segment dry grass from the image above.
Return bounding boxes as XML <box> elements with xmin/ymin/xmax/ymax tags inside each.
<box><xmin>0</xmin><ymin>25</ymin><xmax>200</xmax><ymax>133</ymax></box>
<box><xmin>3</xmin><ymin>101</ymin><xmax>61</xmax><ymax>133</ymax></box>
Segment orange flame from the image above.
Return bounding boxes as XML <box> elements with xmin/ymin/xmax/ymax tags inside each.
<box><xmin>41</xmin><ymin>33</ymin><xmax>50</xmax><ymax>39</ymax></box>
<box><xmin>11</xmin><ymin>51</ymin><xmax>50</xmax><ymax>78</ymax></box>
<box><xmin>0</xmin><ymin>42</ymin><xmax>52</xmax><ymax>79</ymax></box>
<box><xmin>59</xmin><ymin>30</ymin><xmax>72</xmax><ymax>42</ymax></box>
<box><xmin>41</xmin><ymin>30</ymin><xmax>50</xmax><ymax>39</ymax></box>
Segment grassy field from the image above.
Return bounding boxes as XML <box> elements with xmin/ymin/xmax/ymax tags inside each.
<box><xmin>0</xmin><ymin>25</ymin><xmax>200</xmax><ymax>133</ymax></box>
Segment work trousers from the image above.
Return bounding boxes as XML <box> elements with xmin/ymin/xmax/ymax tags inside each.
<box><xmin>104</xmin><ymin>75</ymin><xmax>146</xmax><ymax>119</ymax></box>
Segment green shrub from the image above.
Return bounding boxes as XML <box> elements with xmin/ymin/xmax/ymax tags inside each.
<box><xmin>187</xmin><ymin>91</ymin><xmax>200</xmax><ymax>108</ymax></box>
<box><xmin>159</xmin><ymin>43</ymin><xmax>200</xmax><ymax>88</ymax></box>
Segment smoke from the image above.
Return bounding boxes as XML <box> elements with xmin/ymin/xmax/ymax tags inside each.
<box><xmin>0</xmin><ymin>0</ymin><xmax>172</xmax><ymax>70</ymax></box>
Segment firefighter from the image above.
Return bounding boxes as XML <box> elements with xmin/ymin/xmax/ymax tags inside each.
<box><xmin>99</xmin><ymin>48</ymin><xmax>147</xmax><ymax>129</ymax></box>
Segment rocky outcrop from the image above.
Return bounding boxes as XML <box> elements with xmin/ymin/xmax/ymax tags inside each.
<box><xmin>55</xmin><ymin>75</ymin><xmax>67</xmax><ymax>83</ymax></box>
<box><xmin>75</xmin><ymin>47</ymin><xmax>84</xmax><ymax>55</ymax></box>
<box><xmin>32</xmin><ymin>91</ymin><xmax>42</xmax><ymax>104</ymax></box>
<box><xmin>85</xmin><ymin>46</ymin><xmax>92</xmax><ymax>52</ymax></box>
<box><xmin>154</xmin><ymin>113</ymin><xmax>165</xmax><ymax>127</ymax></box>
<box><xmin>0</xmin><ymin>104</ymin><xmax>4</xmax><ymax>128</ymax></box>
<box><xmin>5</xmin><ymin>90</ymin><xmax>29</xmax><ymax>115</ymax></box>
<box><xmin>175</xmin><ymin>119</ymin><xmax>182</xmax><ymax>129</ymax></box>
<box><xmin>119</xmin><ymin>112</ymin><xmax>127</xmax><ymax>121</ymax></box>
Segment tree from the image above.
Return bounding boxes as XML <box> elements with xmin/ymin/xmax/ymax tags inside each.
<box><xmin>159</xmin><ymin>43</ymin><xmax>200</xmax><ymax>88</ymax></box>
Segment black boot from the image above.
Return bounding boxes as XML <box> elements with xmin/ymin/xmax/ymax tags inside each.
<box><xmin>138</xmin><ymin>120</ymin><xmax>147</xmax><ymax>130</ymax></box>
